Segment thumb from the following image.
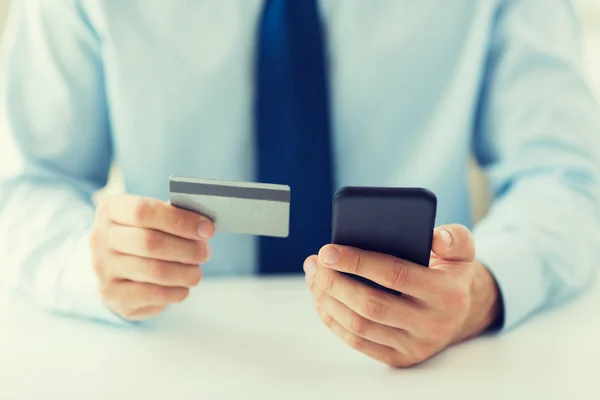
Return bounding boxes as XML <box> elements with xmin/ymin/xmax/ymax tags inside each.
<box><xmin>431</xmin><ymin>224</ymin><xmax>475</xmax><ymax>262</ymax></box>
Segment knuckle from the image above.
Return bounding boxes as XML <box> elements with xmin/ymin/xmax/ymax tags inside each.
<box><xmin>132</xmin><ymin>199</ymin><xmax>152</xmax><ymax>225</ymax></box>
<box><xmin>423</xmin><ymin>273</ymin><xmax>445</xmax><ymax>295</ymax></box>
<box><xmin>152</xmin><ymin>285</ymin><xmax>170</xmax><ymax>302</ymax></box>
<box><xmin>430</xmin><ymin>320</ymin><xmax>457</xmax><ymax>341</ymax></box>
<box><xmin>311</xmin><ymin>283</ymin><xmax>327</xmax><ymax>302</ymax></box>
<box><xmin>410</xmin><ymin>343</ymin><xmax>437</xmax><ymax>365</ymax></box>
<box><xmin>141</xmin><ymin>230</ymin><xmax>162</xmax><ymax>252</ymax></box>
<box><xmin>172</xmin><ymin>215</ymin><xmax>187</xmax><ymax>235</ymax></box>
<box><xmin>443</xmin><ymin>288</ymin><xmax>469</xmax><ymax>312</ymax></box>
<box><xmin>148</xmin><ymin>260</ymin><xmax>168</xmax><ymax>280</ymax></box>
<box><xmin>363</xmin><ymin>295</ymin><xmax>386</xmax><ymax>320</ymax></box>
<box><xmin>349</xmin><ymin>313</ymin><xmax>369</xmax><ymax>336</ymax></box>
<box><xmin>382</xmin><ymin>353</ymin><xmax>403</xmax><ymax>368</ymax></box>
<box><xmin>385</xmin><ymin>260</ymin><xmax>409</xmax><ymax>289</ymax></box>
<box><xmin>317</xmin><ymin>270</ymin><xmax>337</xmax><ymax>293</ymax></box>
<box><xmin>346</xmin><ymin>250</ymin><xmax>362</xmax><ymax>275</ymax></box>
<box><xmin>320</xmin><ymin>310</ymin><xmax>334</xmax><ymax>329</ymax></box>
<box><xmin>407</xmin><ymin>346</ymin><xmax>427</xmax><ymax>365</ymax></box>
<box><xmin>308</xmin><ymin>278</ymin><xmax>318</xmax><ymax>295</ymax></box>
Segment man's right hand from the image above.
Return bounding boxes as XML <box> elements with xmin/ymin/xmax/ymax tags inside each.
<box><xmin>89</xmin><ymin>194</ymin><xmax>214</xmax><ymax>321</ymax></box>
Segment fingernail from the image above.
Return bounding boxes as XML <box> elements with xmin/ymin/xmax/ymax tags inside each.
<box><xmin>440</xmin><ymin>229</ymin><xmax>453</xmax><ymax>247</ymax></box>
<box><xmin>304</xmin><ymin>258</ymin><xmax>317</xmax><ymax>279</ymax></box>
<box><xmin>198</xmin><ymin>220</ymin><xmax>213</xmax><ymax>239</ymax></box>
<box><xmin>320</xmin><ymin>246</ymin><xmax>340</xmax><ymax>265</ymax></box>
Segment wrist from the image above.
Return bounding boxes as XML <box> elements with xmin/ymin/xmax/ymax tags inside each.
<box><xmin>457</xmin><ymin>260</ymin><xmax>502</xmax><ymax>342</ymax></box>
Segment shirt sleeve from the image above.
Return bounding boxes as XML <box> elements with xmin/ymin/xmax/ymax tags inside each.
<box><xmin>0</xmin><ymin>0</ymin><xmax>123</xmax><ymax>323</ymax></box>
<box><xmin>473</xmin><ymin>0</ymin><xmax>600</xmax><ymax>331</ymax></box>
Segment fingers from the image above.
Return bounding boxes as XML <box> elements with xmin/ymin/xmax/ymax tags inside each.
<box><xmin>311</xmin><ymin>285</ymin><xmax>411</xmax><ymax>353</ymax></box>
<box><xmin>307</xmin><ymin>225</ymin><xmax>478</xmax><ymax>367</ymax></box>
<box><xmin>303</xmin><ymin>255</ymin><xmax>318</xmax><ymax>283</ymax></box>
<box><xmin>315</xmin><ymin>306</ymin><xmax>406</xmax><ymax>368</ymax></box>
<box><xmin>310</xmin><ymin>266</ymin><xmax>420</xmax><ymax>332</ymax></box>
<box><xmin>107</xmin><ymin>224</ymin><xmax>211</xmax><ymax>265</ymax></box>
<box><xmin>103</xmin><ymin>253</ymin><xmax>202</xmax><ymax>288</ymax></box>
<box><xmin>317</xmin><ymin>244</ymin><xmax>439</xmax><ymax>299</ymax></box>
<box><xmin>99</xmin><ymin>195</ymin><xmax>215</xmax><ymax>240</ymax></box>
<box><xmin>310</xmin><ymin>271</ymin><xmax>451</xmax><ymax>368</ymax></box>
<box><xmin>92</xmin><ymin>195</ymin><xmax>209</xmax><ymax>321</ymax></box>
<box><xmin>431</xmin><ymin>224</ymin><xmax>474</xmax><ymax>262</ymax></box>
<box><xmin>101</xmin><ymin>281</ymin><xmax>190</xmax><ymax>312</ymax></box>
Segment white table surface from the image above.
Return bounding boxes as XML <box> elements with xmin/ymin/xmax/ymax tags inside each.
<box><xmin>1</xmin><ymin>276</ymin><xmax>599</xmax><ymax>400</ymax></box>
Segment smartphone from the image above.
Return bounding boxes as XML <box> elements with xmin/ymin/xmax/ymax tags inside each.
<box><xmin>331</xmin><ymin>186</ymin><xmax>437</xmax><ymax>294</ymax></box>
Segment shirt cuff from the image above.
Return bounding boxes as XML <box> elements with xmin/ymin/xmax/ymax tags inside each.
<box><xmin>474</xmin><ymin>232</ymin><xmax>545</xmax><ymax>332</ymax></box>
<box><xmin>51</xmin><ymin>230</ymin><xmax>131</xmax><ymax>325</ymax></box>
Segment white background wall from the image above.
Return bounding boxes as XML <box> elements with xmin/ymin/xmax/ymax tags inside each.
<box><xmin>0</xmin><ymin>1</ymin><xmax>598</xmax><ymax>220</ymax></box>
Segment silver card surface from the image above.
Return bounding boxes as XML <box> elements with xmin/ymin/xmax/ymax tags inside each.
<box><xmin>169</xmin><ymin>176</ymin><xmax>290</xmax><ymax>238</ymax></box>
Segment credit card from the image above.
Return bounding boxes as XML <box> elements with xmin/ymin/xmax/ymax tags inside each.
<box><xmin>169</xmin><ymin>176</ymin><xmax>290</xmax><ymax>237</ymax></box>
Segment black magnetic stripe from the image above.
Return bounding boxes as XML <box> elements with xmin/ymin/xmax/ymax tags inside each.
<box><xmin>170</xmin><ymin>181</ymin><xmax>290</xmax><ymax>203</ymax></box>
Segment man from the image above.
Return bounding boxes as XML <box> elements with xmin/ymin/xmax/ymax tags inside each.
<box><xmin>0</xmin><ymin>0</ymin><xmax>599</xmax><ymax>368</ymax></box>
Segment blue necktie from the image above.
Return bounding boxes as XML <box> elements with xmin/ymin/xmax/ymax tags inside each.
<box><xmin>254</xmin><ymin>0</ymin><xmax>334</xmax><ymax>274</ymax></box>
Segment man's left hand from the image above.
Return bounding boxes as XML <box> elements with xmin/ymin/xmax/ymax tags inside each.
<box><xmin>303</xmin><ymin>224</ymin><xmax>501</xmax><ymax>368</ymax></box>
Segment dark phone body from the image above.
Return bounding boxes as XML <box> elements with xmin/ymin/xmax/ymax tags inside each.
<box><xmin>332</xmin><ymin>187</ymin><xmax>437</xmax><ymax>294</ymax></box>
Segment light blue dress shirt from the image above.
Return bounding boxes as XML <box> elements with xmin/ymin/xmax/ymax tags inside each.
<box><xmin>1</xmin><ymin>0</ymin><xmax>599</xmax><ymax>328</ymax></box>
